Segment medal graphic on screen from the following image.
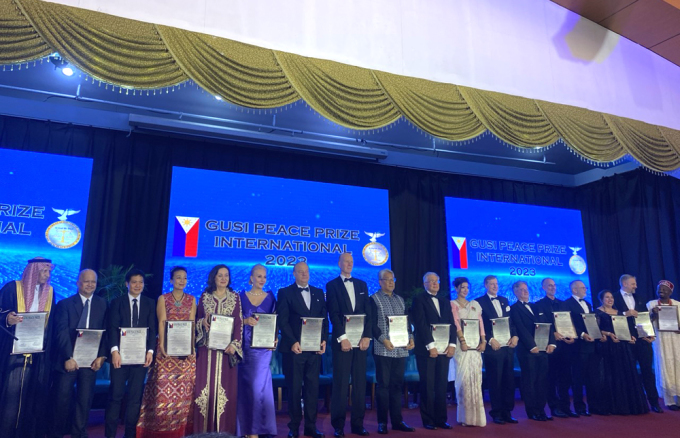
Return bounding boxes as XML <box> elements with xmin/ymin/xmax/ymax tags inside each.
<box><xmin>568</xmin><ymin>246</ymin><xmax>587</xmax><ymax>275</ymax></box>
<box><xmin>362</xmin><ymin>232</ymin><xmax>389</xmax><ymax>266</ymax></box>
<box><xmin>45</xmin><ymin>208</ymin><xmax>82</xmax><ymax>249</ymax></box>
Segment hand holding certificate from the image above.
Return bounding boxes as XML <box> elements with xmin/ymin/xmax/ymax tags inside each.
<box><xmin>462</xmin><ymin>319</ymin><xmax>481</xmax><ymax>349</ymax></box>
<box><xmin>344</xmin><ymin>314</ymin><xmax>365</xmax><ymax>348</ymax></box>
<box><xmin>611</xmin><ymin>315</ymin><xmax>632</xmax><ymax>342</ymax></box>
<box><xmin>119</xmin><ymin>327</ymin><xmax>148</xmax><ymax>365</ymax></box>
<box><xmin>300</xmin><ymin>317</ymin><xmax>324</xmax><ymax>351</ymax></box>
<box><xmin>166</xmin><ymin>321</ymin><xmax>194</xmax><ymax>356</ymax></box>
<box><xmin>534</xmin><ymin>323</ymin><xmax>551</xmax><ymax>351</ymax></box>
<box><xmin>582</xmin><ymin>314</ymin><xmax>602</xmax><ymax>339</ymax></box>
<box><xmin>72</xmin><ymin>329</ymin><xmax>104</xmax><ymax>367</ymax></box>
<box><xmin>658</xmin><ymin>305</ymin><xmax>680</xmax><ymax>331</ymax></box>
<box><xmin>635</xmin><ymin>312</ymin><xmax>655</xmax><ymax>338</ymax></box>
<box><xmin>12</xmin><ymin>312</ymin><xmax>48</xmax><ymax>354</ymax></box>
<box><xmin>207</xmin><ymin>314</ymin><xmax>235</xmax><ymax>351</ymax></box>
<box><xmin>431</xmin><ymin>324</ymin><xmax>451</xmax><ymax>354</ymax></box>
<box><xmin>251</xmin><ymin>313</ymin><xmax>277</xmax><ymax>349</ymax></box>
<box><xmin>387</xmin><ymin>315</ymin><xmax>408</xmax><ymax>348</ymax></box>
<box><xmin>553</xmin><ymin>312</ymin><xmax>578</xmax><ymax>339</ymax></box>
<box><xmin>491</xmin><ymin>317</ymin><xmax>511</xmax><ymax>346</ymax></box>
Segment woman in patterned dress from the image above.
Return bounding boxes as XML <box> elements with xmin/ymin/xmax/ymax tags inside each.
<box><xmin>137</xmin><ymin>266</ymin><xmax>197</xmax><ymax>438</ymax></box>
<box><xmin>193</xmin><ymin>264</ymin><xmax>243</xmax><ymax>434</ymax></box>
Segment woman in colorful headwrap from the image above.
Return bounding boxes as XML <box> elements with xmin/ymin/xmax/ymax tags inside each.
<box><xmin>647</xmin><ymin>280</ymin><xmax>680</xmax><ymax>411</ymax></box>
<box><xmin>0</xmin><ymin>257</ymin><xmax>56</xmax><ymax>438</ymax></box>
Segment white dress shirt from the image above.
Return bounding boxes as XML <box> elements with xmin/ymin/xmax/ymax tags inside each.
<box><xmin>521</xmin><ymin>301</ymin><xmax>534</xmax><ymax>315</ymax></box>
<box><xmin>488</xmin><ymin>293</ymin><xmax>503</xmax><ymax>317</ymax></box>
<box><xmin>297</xmin><ymin>284</ymin><xmax>311</xmax><ymax>309</ymax></box>
<box><xmin>78</xmin><ymin>293</ymin><xmax>91</xmax><ymax>329</ymax></box>
<box><xmin>620</xmin><ymin>289</ymin><xmax>636</xmax><ymax>311</ymax></box>
<box><xmin>29</xmin><ymin>285</ymin><xmax>40</xmax><ymax>312</ymax></box>
<box><xmin>337</xmin><ymin>275</ymin><xmax>357</xmax><ymax>342</ymax></box>
<box><xmin>425</xmin><ymin>291</ymin><xmax>455</xmax><ymax>351</ymax></box>
<box><xmin>572</xmin><ymin>295</ymin><xmax>590</xmax><ymax>314</ymax></box>
<box><xmin>111</xmin><ymin>293</ymin><xmax>153</xmax><ymax>354</ymax></box>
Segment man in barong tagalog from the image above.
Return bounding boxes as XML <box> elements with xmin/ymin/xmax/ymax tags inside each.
<box><xmin>0</xmin><ymin>257</ymin><xmax>56</xmax><ymax>438</ymax></box>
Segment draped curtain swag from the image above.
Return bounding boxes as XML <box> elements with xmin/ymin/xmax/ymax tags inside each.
<box><xmin>2</xmin><ymin>0</ymin><xmax>680</xmax><ymax>172</ymax></box>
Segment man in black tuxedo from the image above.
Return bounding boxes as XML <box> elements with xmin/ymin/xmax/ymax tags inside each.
<box><xmin>50</xmin><ymin>269</ymin><xmax>108</xmax><ymax>438</ymax></box>
<box><xmin>410</xmin><ymin>272</ymin><xmax>455</xmax><ymax>430</ymax></box>
<box><xmin>476</xmin><ymin>275</ymin><xmax>518</xmax><ymax>424</ymax></box>
<box><xmin>534</xmin><ymin>278</ymin><xmax>575</xmax><ymax>418</ymax></box>
<box><xmin>562</xmin><ymin>280</ymin><xmax>601</xmax><ymax>416</ymax></box>
<box><xmin>278</xmin><ymin>262</ymin><xmax>328</xmax><ymax>438</ymax></box>
<box><xmin>327</xmin><ymin>253</ymin><xmax>372</xmax><ymax>437</ymax></box>
<box><xmin>509</xmin><ymin>280</ymin><xmax>555</xmax><ymax>422</ymax></box>
<box><xmin>613</xmin><ymin>274</ymin><xmax>663</xmax><ymax>413</ymax></box>
<box><xmin>105</xmin><ymin>269</ymin><xmax>157</xmax><ymax>438</ymax></box>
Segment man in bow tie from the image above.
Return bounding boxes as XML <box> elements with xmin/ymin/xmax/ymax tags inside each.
<box><xmin>613</xmin><ymin>274</ymin><xmax>663</xmax><ymax>413</ymax></box>
<box><xmin>278</xmin><ymin>262</ymin><xmax>329</xmax><ymax>438</ymax></box>
<box><xmin>327</xmin><ymin>253</ymin><xmax>373</xmax><ymax>437</ymax></box>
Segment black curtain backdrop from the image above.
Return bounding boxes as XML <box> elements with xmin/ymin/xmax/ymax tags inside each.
<box><xmin>1</xmin><ymin>115</ymin><xmax>678</xmax><ymax>305</ymax></box>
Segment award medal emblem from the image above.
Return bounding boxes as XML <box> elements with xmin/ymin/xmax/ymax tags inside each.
<box><xmin>45</xmin><ymin>208</ymin><xmax>82</xmax><ymax>249</ymax></box>
<box><xmin>362</xmin><ymin>232</ymin><xmax>389</xmax><ymax>266</ymax></box>
<box><xmin>568</xmin><ymin>246</ymin><xmax>587</xmax><ymax>275</ymax></box>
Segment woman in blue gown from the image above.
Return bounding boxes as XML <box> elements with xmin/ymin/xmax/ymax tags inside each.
<box><xmin>237</xmin><ymin>264</ymin><xmax>278</xmax><ymax>437</ymax></box>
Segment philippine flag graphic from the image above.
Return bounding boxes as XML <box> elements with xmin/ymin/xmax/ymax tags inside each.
<box><xmin>451</xmin><ymin>236</ymin><xmax>469</xmax><ymax>269</ymax></box>
<box><xmin>173</xmin><ymin>216</ymin><xmax>200</xmax><ymax>257</ymax></box>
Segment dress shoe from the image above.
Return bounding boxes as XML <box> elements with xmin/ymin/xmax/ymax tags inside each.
<box><xmin>288</xmin><ymin>431</ymin><xmax>300</xmax><ymax>438</ymax></box>
<box><xmin>423</xmin><ymin>424</ymin><xmax>437</xmax><ymax>430</ymax></box>
<box><xmin>377</xmin><ymin>424</ymin><xmax>388</xmax><ymax>435</ymax></box>
<box><xmin>529</xmin><ymin>415</ymin><xmax>546</xmax><ymax>421</ymax></box>
<box><xmin>542</xmin><ymin>414</ymin><xmax>553</xmax><ymax>421</ymax></box>
<box><xmin>305</xmin><ymin>429</ymin><xmax>325</xmax><ymax>438</ymax></box>
<box><xmin>491</xmin><ymin>417</ymin><xmax>506</xmax><ymax>425</ymax></box>
<box><xmin>503</xmin><ymin>415</ymin><xmax>518</xmax><ymax>424</ymax></box>
<box><xmin>435</xmin><ymin>422</ymin><xmax>452</xmax><ymax>429</ymax></box>
<box><xmin>551</xmin><ymin>409</ymin><xmax>568</xmax><ymax>418</ymax></box>
<box><xmin>567</xmin><ymin>411</ymin><xmax>580</xmax><ymax>418</ymax></box>
<box><xmin>334</xmin><ymin>429</ymin><xmax>345</xmax><ymax>437</ymax></box>
<box><xmin>669</xmin><ymin>404</ymin><xmax>680</xmax><ymax>411</ymax></box>
<box><xmin>651</xmin><ymin>405</ymin><xmax>664</xmax><ymax>414</ymax></box>
<box><xmin>576</xmin><ymin>410</ymin><xmax>591</xmax><ymax>417</ymax></box>
<box><xmin>392</xmin><ymin>422</ymin><xmax>415</xmax><ymax>432</ymax></box>
<box><xmin>351</xmin><ymin>428</ymin><xmax>370</xmax><ymax>436</ymax></box>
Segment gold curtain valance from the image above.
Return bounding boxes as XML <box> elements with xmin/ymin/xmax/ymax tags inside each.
<box><xmin>1</xmin><ymin>0</ymin><xmax>680</xmax><ymax>172</ymax></box>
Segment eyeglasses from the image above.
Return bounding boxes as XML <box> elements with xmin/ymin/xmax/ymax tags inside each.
<box><xmin>380</xmin><ymin>278</ymin><xmax>396</xmax><ymax>283</ymax></box>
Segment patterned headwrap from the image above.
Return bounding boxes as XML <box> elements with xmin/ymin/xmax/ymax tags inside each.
<box><xmin>21</xmin><ymin>257</ymin><xmax>55</xmax><ymax>311</ymax></box>
<box><xmin>658</xmin><ymin>280</ymin><xmax>675</xmax><ymax>291</ymax></box>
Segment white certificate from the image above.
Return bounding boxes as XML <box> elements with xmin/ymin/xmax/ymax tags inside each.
<box><xmin>119</xmin><ymin>327</ymin><xmax>148</xmax><ymax>365</ymax></box>
<box><xmin>534</xmin><ymin>323</ymin><xmax>551</xmax><ymax>352</ymax></box>
<box><xmin>611</xmin><ymin>316</ymin><xmax>632</xmax><ymax>342</ymax></box>
<box><xmin>491</xmin><ymin>317</ymin><xmax>511</xmax><ymax>346</ymax></box>
<box><xmin>658</xmin><ymin>306</ymin><xmax>680</xmax><ymax>331</ymax></box>
<box><xmin>166</xmin><ymin>320</ymin><xmax>194</xmax><ymax>356</ymax></box>
<box><xmin>12</xmin><ymin>312</ymin><xmax>48</xmax><ymax>354</ymax></box>
<box><xmin>387</xmin><ymin>315</ymin><xmax>409</xmax><ymax>348</ymax></box>
<box><xmin>344</xmin><ymin>314</ymin><xmax>365</xmax><ymax>348</ymax></box>
<box><xmin>72</xmin><ymin>329</ymin><xmax>104</xmax><ymax>367</ymax></box>
<box><xmin>635</xmin><ymin>312</ymin><xmax>655</xmax><ymax>338</ymax></box>
<box><xmin>582</xmin><ymin>314</ymin><xmax>602</xmax><ymax>339</ymax></box>
<box><xmin>300</xmin><ymin>317</ymin><xmax>324</xmax><ymax>351</ymax></box>
<box><xmin>207</xmin><ymin>314</ymin><xmax>234</xmax><ymax>350</ymax></box>
<box><xmin>251</xmin><ymin>313</ymin><xmax>278</xmax><ymax>349</ymax></box>
<box><xmin>462</xmin><ymin>319</ymin><xmax>481</xmax><ymax>349</ymax></box>
<box><xmin>431</xmin><ymin>324</ymin><xmax>451</xmax><ymax>354</ymax></box>
<box><xmin>553</xmin><ymin>311</ymin><xmax>578</xmax><ymax>339</ymax></box>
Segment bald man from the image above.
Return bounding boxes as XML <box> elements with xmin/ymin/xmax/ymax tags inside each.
<box><xmin>50</xmin><ymin>269</ymin><xmax>109</xmax><ymax>438</ymax></box>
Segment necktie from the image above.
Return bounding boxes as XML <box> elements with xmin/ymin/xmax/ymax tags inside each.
<box><xmin>78</xmin><ymin>299</ymin><xmax>90</xmax><ymax>329</ymax></box>
<box><xmin>344</xmin><ymin>277</ymin><xmax>353</xmax><ymax>283</ymax></box>
<box><xmin>132</xmin><ymin>298</ymin><xmax>139</xmax><ymax>327</ymax></box>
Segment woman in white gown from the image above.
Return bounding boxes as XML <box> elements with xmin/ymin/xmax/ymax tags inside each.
<box><xmin>647</xmin><ymin>280</ymin><xmax>680</xmax><ymax>411</ymax></box>
<box><xmin>450</xmin><ymin>277</ymin><xmax>487</xmax><ymax>426</ymax></box>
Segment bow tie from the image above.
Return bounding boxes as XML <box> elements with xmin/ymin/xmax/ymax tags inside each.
<box><xmin>624</xmin><ymin>292</ymin><xmax>634</xmax><ymax>297</ymax></box>
<box><xmin>523</xmin><ymin>302</ymin><xmax>531</xmax><ymax>306</ymax></box>
<box><xmin>490</xmin><ymin>297</ymin><xmax>499</xmax><ymax>301</ymax></box>
<box><xmin>299</xmin><ymin>287</ymin><xmax>310</xmax><ymax>292</ymax></box>
<box><xmin>343</xmin><ymin>277</ymin><xmax>353</xmax><ymax>283</ymax></box>
<box><xmin>579</xmin><ymin>298</ymin><xmax>587</xmax><ymax>303</ymax></box>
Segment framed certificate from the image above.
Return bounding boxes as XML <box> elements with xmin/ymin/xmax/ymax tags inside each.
<box><xmin>344</xmin><ymin>314</ymin><xmax>365</xmax><ymax>348</ymax></box>
<box><xmin>166</xmin><ymin>320</ymin><xmax>194</xmax><ymax>356</ymax></box>
<box><xmin>251</xmin><ymin>313</ymin><xmax>278</xmax><ymax>349</ymax></box>
<box><xmin>431</xmin><ymin>324</ymin><xmax>451</xmax><ymax>354</ymax></box>
<box><xmin>582</xmin><ymin>314</ymin><xmax>602</xmax><ymax>339</ymax></box>
<box><xmin>553</xmin><ymin>311</ymin><xmax>577</xmax><ymax>339</ymax></box>
<box><xmin>72</xmin><ymin>329</ymin><xmax>104</xmax><ymax>367</ymax></box>
<box><xmin>387</xmin><ymin>315</ymin><xmax>409</xmax><ymax>348</ymax></box>
<box><xmin>534</xmin><ymin>323</ymin><xmax>551</xmax><ymax>351</ymax></box>
<box><xmin>12</xmin><ymin>312</ymin><xmax>48</xmax><ymax>354</ymax></box>
<box><xmin>635</xmin><ymin>312</ymin><xmax>654</xmax><ymax>338</ymax></box>
<box><xmin>611</xmin><ymin>315</ymin><xmax>632</xmax><ymax>341</ymax></box>
<box><xmin>300</xmin><ymin>317</ymin><xmax>324</xmax><ymax>351</ymax></box>
<box><xmin>462</xmin><ymin>319</ymin><xmax>481</xmax><ymax>349</ymax></box>
<box><xmin>491</xmin><ymin>317</ymin><xmax>511</xmax><ymax>346</ymax></box>
<box><xmin>119</xmin><ymin>327</ymin><xmax>148</xmax><ymax>365</ymax></box>
<box><xmin>658</xmin><ymin>306</ymin><xmax>680</xmax><ymax>332</ymax></box>
<box><xmin>207</xmin><ymin>314</ymin><xmax>234</xmax><ymax>350</ymax></box>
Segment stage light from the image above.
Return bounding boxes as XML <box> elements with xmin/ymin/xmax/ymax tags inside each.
<box><xmin>214</xmin><ymin>95</ymin><xmax>223</xmax><ymax>101</ymax></box>
<box><xmin>61</xmin><ymin>67</ymin><xmax>74</xmax><ymax>77</ymax></box>
<box><xmin>49</xmin><ymin>54</ymin><xmax>75</xmax><ymax>77</ymax></box>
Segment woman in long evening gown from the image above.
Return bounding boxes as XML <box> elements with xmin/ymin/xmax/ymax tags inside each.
<box><xmin>137</xmin><ymin>266</ymin><xmax>197</xmax><ymax>438</ymax></box>
<box><xmin>193</xmin><ymin>264</ymin><xmax>243</xmax><ymax>434</ymax></box>
<box><xmin>237</xmin><ymin>264</ymin><xmax>278</xmax><ymax>438</ymax></box>
<box><xmin>595</xmin><ymin>290</ymin><xmax>649</xmax><ymax>415</ymax></box>
<box><xmin>450</xmin><ymin>277</ymin><xmax>487</xmax><ymax>427</ymax></box>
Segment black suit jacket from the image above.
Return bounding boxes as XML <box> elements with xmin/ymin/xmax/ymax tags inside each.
<box><xmin>277</xmin><ymin>283</ymin><xmax>329</xmax><ymax>353</ymax></box>
<box><xmin>563</xmin><ymin>296</ymin><xmax>596</xmax><ymax>353</ymax></box>
<box><xmin>476</xmin><ymin>293</ymin><xmax>517</xmax><ymax>341</ymax></box>
<box><xmin>613</xmin><ymin>290</ymin><xmax>649</xmax><ymax>333</ymax></box>
<box><xmin>326</xmin><ymin>276</ymin><xmax>372</xmax><ymax>342</ymax></box>
<box><xmin>510</xmin><ymin>301</ymin><xmax>555</xmax><ymax>353</ymax></box>
<box><xmin>410</xmin><ymin>291</ymin><xmax>456</xmax><ymax>356</ymax></box>
<box><xmin>52</xmin><ymin>293</ymin><xmax>108</xmax><ymax>371</ymax></box>
<box><xmin>107</xmin><ymin>293</ymin><xmax>158</xmax><ymax>358</ymax></box>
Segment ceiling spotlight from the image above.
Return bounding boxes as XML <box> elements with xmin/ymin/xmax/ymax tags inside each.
<box><xmin>214</xmin><ymin>95</ymin><xmax>223</xmax><ymax>101</ymax></box>
<box><xmin>48</xmin><ymin>54</ymin><xmax>75</xmax><ymax>77</ymax></box>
